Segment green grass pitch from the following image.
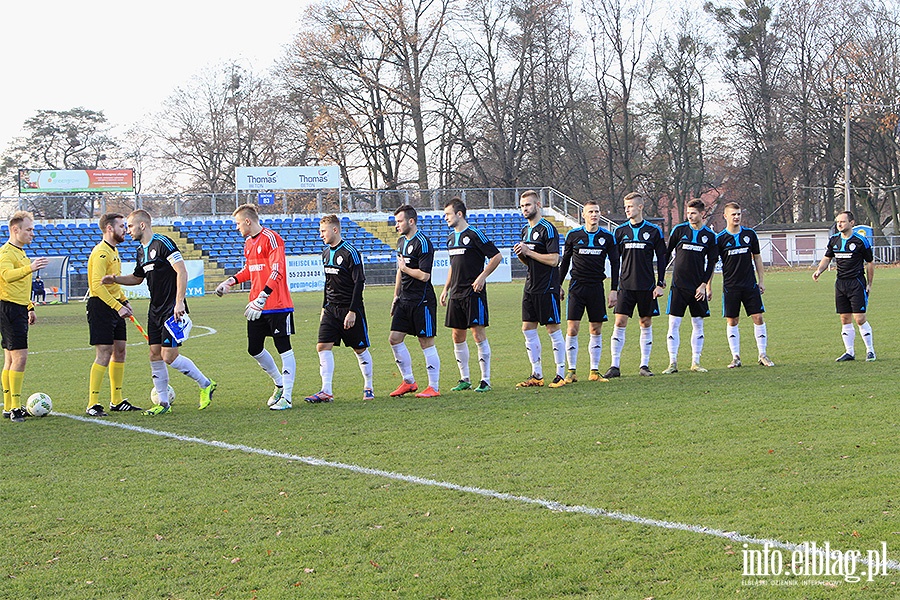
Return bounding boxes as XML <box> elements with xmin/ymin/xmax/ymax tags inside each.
<box><xmin>2</xmin><ymin>268</ymin><xmax>898</xmax><ymax>598</ymax></box>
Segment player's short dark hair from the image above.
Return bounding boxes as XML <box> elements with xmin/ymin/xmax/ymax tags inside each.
<box><xmin>687</xmin><ymin>198</ymin><xmax>705</xmax><ymax>211</ymax></box>
<box><xmin>394</xmin><ymin>204</ymin><xmax>418</xmax><ymax>223</ymax></box>
<box><xmin>233</xmin><ymin>203</ymin><xmax>260</xmax><ymax>222</ymax></box>
<box><xmin>723</xmin><ymin>201</ymin><xmax>741</xmax><ymax>212</ymax></box>
<box><xmin>520</xmin><ymin>189</ymin><xmax>540</xmax><ymax>204</ymax></box>
<box><xmin>444</xmin><ymin>197</ymin><xmax>467</xmax><ymax>218</ymax></box>
<box><xmin>99</xmin><ymin>212</ymin><xmax>124</xmax><ymax>232</ymax></box>
<box><xmin>128</xmin><ymin>209</ymin><xmax>153</xmax><ymax>225</ymax></box>
<box><xmin>583</xmin><ymin>200</ymin><xmax>599</xmax><ymax>208</ymax></box>
<box><xmin>623</xmin><ymin>191</ymin><xmax>643</xmax><ymax>204</ymax></box>
<box><xmin>320</xmin><ymin>214</ymin><xmax>341</xmax><ymax>229</ymax></box>
<box><xmin>837</xmin><ymin>210</ymin><xmax>855</xmax><ymax>222</ymax></box>
<box><xmin>8</xmin><ymin>210</ymin><xmax>34</xmax><ymax>228</ymax></box>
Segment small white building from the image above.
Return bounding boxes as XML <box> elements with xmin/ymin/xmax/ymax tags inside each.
<box><xmin>754</xmin><ymin>223</ymin><xmax>833</xmax><ymax>266</ymax></box>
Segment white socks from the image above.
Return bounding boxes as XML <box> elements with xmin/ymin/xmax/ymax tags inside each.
<box><xmin>667</xmin><ymin>316</ymin><xmax>682</xmax><ymax>363</ymax></box>
<box><xmin>356</xmin><ymin>349</ymin><xmax>374</xmax><ymax>390</ymax></box>
<box><xmin>423</xmin><ymin>345</ymin><xmax>440</xmax><ymax>390</ymax></box>
<box><xmin>690</xmin><ymin>317</ymin><xmax>705</xmax><ymax>365</ymax></box>
<box><xmin>754</xmin><ymin>323</ymin><xmax>768</xmax><ymax>356</ymax></box>
<box><xmin>858</xmin><ymin>321</ymin><xmax>874</xmax><ymax>353</ymax></box>
<box><xmin>280</xmin><ymin>350</ymin><xmax>295</xmax><ymax>402</ymax></box>
<box><xmin>549</xmin><ymin>329</ymin><xmax>566</xmax><ymax>378</ymax></box>
<box><xmin>391</xmin><ymin>342</ymin><xmax>415</xmax><ymax>383</ymax></box>
<box><xmin>454</xmin><ymin>342</ymin><xmax>470</xmax><ymax>381</ymax></box>
<box><xmin>169</xmin><ymin>354</ymin><xmax>210</xmax><ymax>388</ymax></box>
<box><xmin>253</xmin><ymin>350</ymin><xmax>283</xmax><ymax>387</ymax></box>
<box><xmin>588</xmin><ymin>334</ymin><xmax>603</xmax><ymax>370</ymax></box>
<box><xmin>639</xmin><ymin>326</ymin><xmax>652</xmax><ymax>367</ymax></box>
<box><xmin>318</xmin><ymin>350</ymin><xmax>334</xmax><ymax>395</ymax></box>
<box><xmin>523</xmin><ymin>329</ymin><xmax>542</xmax><ymax>378</ymax></box>
<box><xmin>566</xmin><ymin>335</ymin><xmax>578</xmax><ymax>371</ymax></box>
<box><xmin>151</xmin><ymin>360</ymin><xmax>170</xmax><ymax>406</ymax></box>
<box><xmin>727</xmin><ymin>325</ymin><xmax>740</xmax><ymax>357</ymax></box>
<box><xmin>476</xmin><ymin>339</ymin><xmax>491</xmax><ymax>384</ymax></box>
<box><xmin>841</xmin><ymin>323</ymin><xmax>855</xmax><ymax>355</ymax></box>
<box><xmin>610</xmin><ymin>326</ymin><xmax>625</xmax><ymax>368</ymax></box>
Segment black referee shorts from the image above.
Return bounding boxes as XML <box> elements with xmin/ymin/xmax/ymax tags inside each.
<box><xmin>0</xmin><ymin>300</ymin><xmax>29</xmax><ymax>351</ymax></box>
<box><xmin>86</xmin><ymin>296</ymin><xmax>127</xmax><ymax>346</ymax></box>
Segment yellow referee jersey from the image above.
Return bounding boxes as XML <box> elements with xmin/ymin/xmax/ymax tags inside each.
<box><xmin>0</xmin><ymin>242</ymin><xmax>36</xmax><ymax>309</ymax></box>
<box><xmin>88</xmin><ymin>241</ymin><xmax>128</xmax><ymax>311</ymax></box>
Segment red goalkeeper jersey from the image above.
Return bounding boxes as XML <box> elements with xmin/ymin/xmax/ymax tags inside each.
<box><xmin>233</xmin><ymin>227</ymin><xmax>293</xmax><ymax>313</ymax></box>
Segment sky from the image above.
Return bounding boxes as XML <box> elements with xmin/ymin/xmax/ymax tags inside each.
<box><xmin>0</xmin><ymin>0</ymin><xmax>308</xmax><ymax>153</ymax></box>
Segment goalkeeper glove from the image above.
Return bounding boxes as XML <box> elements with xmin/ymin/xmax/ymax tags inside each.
<box><xmin>244</xmin><ymin>291</ymin><xmax>269</xmax><ymax>321</ymax></box>
<box><xmin>215</xmin><ymin>277</ymin><xmax>236</xmax><ymax>297</ymax></box>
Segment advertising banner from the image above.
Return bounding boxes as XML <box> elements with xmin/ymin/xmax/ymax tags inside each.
<box><xmin>286</xmin><ymin>255</ymin><xmax>326</xmax><ymax>293</ymax></box>
<box><xmin>119</xmin><ymin>260</ymin><xmax>206</xmax><ymax>299</ymax></box>
<box><xmin>236</xmin><ymin>166</ymin><xmax>340</xmax><ymax>191</ymax></box>
<box><xmin>19</xmin><ymin>169</ymin><xmax>134</xmax><ymax>193</ymax></box>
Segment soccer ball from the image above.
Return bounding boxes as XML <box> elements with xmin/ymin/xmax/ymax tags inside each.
<box><xmin>150</xmin><ymin>385</ymin><xmax>176</xmax><ymax>405</ymax></box>
<box><xmin>26</xmin><ymin>392</ymin><xmax>52</xmax><ymax>417</ymax></box>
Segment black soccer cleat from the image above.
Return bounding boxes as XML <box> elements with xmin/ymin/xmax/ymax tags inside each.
<box><xmin>835</xmin><ymin>353</ymin><xmax>855</xmax><ymax>362</ymax></box>
<box><xmin>86</xmin><ymin>404</ymin><xmax>109</xmax><ymax>417</ymax></box>
<box><xmin>603</xmin><ymin>366</ymin><xmax>621</xmax><ymax>379</ymax></box>
<box><xmin>639</xmin><ymin>365</ymin><xmax>654</xmax><ymax>377</ymax></box>
<box><xmin>110</xmin><ymin>399</ymin><xmax>143</xmax><ymax>412</ymax></box>
<box><xmin>9</xmin><ymin>407</ymin><xmax>27</xmax><ymax>422</ymax></box>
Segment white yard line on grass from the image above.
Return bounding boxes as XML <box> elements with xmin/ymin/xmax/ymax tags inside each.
<box><xmin>29</xmin><ymin>326</ymin><xmax>217</xmax><ymax>354</ymax></box>
<box><xmin>57</xmin><ymin>412</ymin><xmax>900</xmax><ymax>573</ymax></box>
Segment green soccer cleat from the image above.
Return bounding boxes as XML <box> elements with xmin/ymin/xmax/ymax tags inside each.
<box><xmin>451</xmin><ymin>379</ymin><xmax>472</xmax><ymax>391</ymax></box>
<box><xmin>199</xmin><ymin>380</ymin><xmax>217</xmax><ymax>410</ymax></box>
<box><xmin>564</xmin><ymin>369</ymin><xmax>577</xmax><ymax>384</ymax></box>
<box><xmin>143</xmin><ymin>404</ymin><xmax>171</xmax><ymax>416</ymax></box>
<box><xmin>267</xmin><ymin>386</ymin><xmax>284</xmax><ymax>407</ymax></box>
<box><xmin>474</xmin><ymin>380</ymin><xmax>492</xmax><ymax>392</ymax></box>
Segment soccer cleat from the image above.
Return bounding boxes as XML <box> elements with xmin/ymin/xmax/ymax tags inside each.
<box><xmin>757</xmin><ymin>354</ymin><xmax>775</xmax><ymax>367</ymax></box>
<box><xmin>451</xmin><ymin>379</ymin><xmax>472</xmax><ymax>391</ymax></box>
<box><xmin>588</xmin><ymin>369</ymin><xmax>609</xmax><ymax>382</ymax></box>
<box><xmin>1</xmin><ymin>410</ymin><xmax>8</xmax><ymax>419</ymax></box>
<box><xmin>474</xmin><ymin>380</ymin><xmax>492</xmax><ymax>392</ymax></box>
<box><xmin>727</xmin><ymin>355</ymin><xmax>742</xmax><ymax>369</ymax></box>
<box><xmin>86</xmin><ymin>404</ymin><xmax>108</xmax><ymax>417</ymax></box>
<box><xmin>639</xmin><ymin>365</ymin><xmax>654</xmax><ymax>377</ymax></box>
<box><xmin>305</xmin><ymin>391</ymin><xmax>334</xmax><ymax>404</ymax></box>
<box><xmin>690</xmin><ymin>363</ymin><xmax>708</xmax><ymax>373</ymax></box>
<box><xmin>142</xmin><ymin>404</ymin><xmax>171</xmax><ymax>416</ymax></box>
<box><xmin>363</xmin><ymin>388</ymin><xmax>375</xmax><ymax>400</ymax></box>
<box><xmin>835</xmin><ymin>353</ymin><xmax>855</xmax><ymax>362</ymax></box>
<box><xmin>548</xmin><ymin>374</ymin><xmax>567</xmax><ymax>388</ymax></box>
<box><xmin>414</xmin><ymin>386</ymin><xmax>441</xmax><ymax>398</ymax></box>
<box><xmin>110</xmin><ymin>399</ymin><xmax>143</xmax><ymax>412</ymax></box>
<box><xmin>389</xmin><ymin>381</ymin><xmax>418</xmax><ymax>397</ymax></box>
<box><xmin>564</xmin><ymin>369</ymin><xmax>578</xmax><ymax>384</ymax></box>
<box><xmin>662</xmin><ymin>363</ymin><xmax>678</xmax><ymax>374</ymax></box>
<box><xmin>866</xmin><ymin>351</ymin><xmax>876</xmax><ymax>362</ymax></box>
<box><xmin>267</xmin><ymin>386</ymin><xmax>284</xmax><ymax>407</ymax></box>
<box><xmin>9</xmin><ymin>407</ymin><xmax>26</xmax><ymax>422</ymax></box>
<box><xmin>603</xmin><ymin>366</ymin><xmax>621</xmax><ymax>379</ymax></box>
<box><xmin>199</xmin><ymin>380</ymin><xmax>217</xmax><ymax>410</ymax></box>
<box><xmin>516</xmin><ymin>375</ymin><xmax>544</xmax><ymax>388</ymax></box>
<box><xmin>269</xmin><ymin>397</ymin><xmax>292</xmax><ymax>410</ymax></box>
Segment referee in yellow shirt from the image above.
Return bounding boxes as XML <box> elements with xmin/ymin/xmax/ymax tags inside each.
<box><xmin>86</xmin><ymin>213</ymin><xmax>140</xmax><ymax>416</ymax></box>
<box><xmin>1</xmin><ymin>211</ymin><xmax>48</xmax><ymax>422</ymax></box>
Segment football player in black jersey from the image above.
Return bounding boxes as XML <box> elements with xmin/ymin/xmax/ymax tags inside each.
<box><xmin>558</xmin><ymin>200</ymin><xmax>618</xmax><ymax>384</ymax></box>
<box><xmin>513</xmin><ymin>190</ymin><xmax>566</xmax><ymax>388</ymax></box>
<box><xmin>605</xmin><ymin>192</ymin><xmax>666</xmax><ymax>378</ymax></box>
<box><xmin>108</xmin><ymin>210</ymin><xmax>216</xmax><ymax>414</ymax></box>
<box><xmin>306</xmin><ymin>215</ymin><xmax>375</xmax><ymax>402</ymax></box>
<box><xmin>439</xmin><ymin>198</ymin><xmax>502</xmax><ymax>393</ymax></box>
<box><xmin>389</xmin><ymin>205</ymin><xmax>441</xmax><ymax>398</ymax></box>
<box><xmin>714</xmin><ymin>202</ymin><xmax>774</xmax><ymax>368</ymax></box>
<box><xmin>662</xmin><ymin>199</ymin><xmax>717</xmax><ymax>374</ymax></box>
<box><xmin>812</xmin><ymin>211</ymin><xmax>876</xmax><ymax>362</ymax></box>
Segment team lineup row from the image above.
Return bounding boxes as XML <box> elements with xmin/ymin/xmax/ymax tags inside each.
<box><xmin>0</xmin><ymin>189</ymin><xmax>876</xmax><ymax>421</ymax></box>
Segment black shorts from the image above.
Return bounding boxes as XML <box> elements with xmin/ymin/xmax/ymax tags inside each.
<box><xmin>614</xmin><ymin>289</ymin><xmax>660</xmax><ymax>318</ymax></box>
<box><xmin>445</xmin><ymin>292</ymin><xmax>489</xmax><ymax>330</ymax></box>
<box><xmin>566</xmin><ymin>282</ymin><xmax>607</xmax><ymax>323</ymax></box>
<box><xmin>391</xmin><ymin>299</ymin><xmax>438</xmax><ymax>338</ymax></box>
<box><xmin>86</xmin><ymin>296</ymin><xmax>127</xmax><ymax>346</ymax></box>
<box><xmin>319</xmin><ymin>304</ymin><xmax>370</xmax><ymax>349</ymax></box>
<box><xmin>666</xmin><ymin>286</ymin><xmax>710</xmax><ymax>318</ymax></box>
<box><xmin>722</xmin><ymin>285</ymin><xmax>765</xmax><ymax>318</ymax></box>
<box><xmin>147</xmin><ymin>306</ymin><xmax>183</xmax><ymax>348</ymax></box>
<box><xmin>521</xmin><ymin>291</ymin><xmax>561</xmax><ymax>325</ymax></box>
<box><xmin>835</xmin><ymin>277</ymin><xmax>868</xmax><ymax>314</ymax></box>
<box><xmin>248</xmin><ymin>310</ymin><xmax>294</xmax><ymax>340</ymax></box>
<box><xmin>0</xmin><ymin>301</ymin><xmax>29</xmax><ymax>351</ymax></box>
